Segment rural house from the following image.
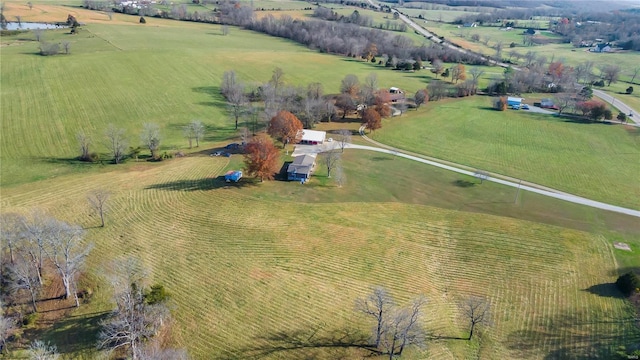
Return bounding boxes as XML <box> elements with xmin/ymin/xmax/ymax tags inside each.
<box><xmin>389</xmin><ymin>87</ymin><xmax>405</xmax><ymax>103</ymax></box>
<box><xmin>590</xmin><ymin>43</ymin><xmax>612</xmax><ymax>53</ymax></box>
<box><xmin>299</xmin><ymin>129</ymin><xmax>326</xmax><ymax>145</ymax></box>
<box><xmin>287</xmin><ymin>154</ymin><xmax>316</xmax><ymax>182</ymax></box>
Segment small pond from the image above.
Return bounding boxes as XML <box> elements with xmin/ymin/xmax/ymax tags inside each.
<box><xmin>4</xmin><ymin>22</ymin><xmax>68</xmax><ymax>31</ymax></box>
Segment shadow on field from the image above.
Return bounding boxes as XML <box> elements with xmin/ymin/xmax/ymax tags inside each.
<box><xmin>452</xmin><ymin>179</ymin><xmax>476</xmax><ymax>188</ymax></box>
<box><xmin>506</xmin><ymin>310</ymin><xmax>640</xmax><ymax>359</ymax></box>
<box><xmin>26</xmin><ymin>311</ymin><xmax>110</xmax><ymax>354</ymax></box>
<box><xmin>192</xmin><ymin>86</ymin><xmax>227</xmax><ymax>108</ymax></box>
<box><xmin>226</xmin><ymin>327</ymin><xmax>375</xmax><ymax>359</ymax></box>
<box><xmin>145</xmin><ymin>175</ymin><xmax>256</xmax><ymax>191</ymax></box>
<box><xmin>584</xmin><ymin>283</ymin><xmax>625</xmax><ymax>298</ymax></box>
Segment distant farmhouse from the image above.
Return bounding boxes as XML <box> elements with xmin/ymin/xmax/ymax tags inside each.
<box><xmin>590</xmin><ymin>43</ymin><xmax>612</xmax><ymax>53</ymax></box>
<box><xmin>507</xmin><ymin>97</ymin><xmax>523</xmax><ymax>107</ymax></box>
<box><xmin>389</xmin><ymin>87</ymin><xmax>405</xmax><ymax>103</ymax></box>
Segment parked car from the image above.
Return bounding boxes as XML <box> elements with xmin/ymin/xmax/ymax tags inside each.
<box><xmin>210</xmin><ymin>151</ymin><xmax>223</xmax><ymax>157</ymax></box>
<box><xmin>522</xmin><ymin>104</ymin><xmax>530</xmax><ymax>110</ymax></box>
<box><xmin>511</xmin><ymin>104</ymin><xmax>520</xmax><ymax>110</ymax></box>
<box><xmin>222</xmin><ymin>152</ymin><xmax>231</xmax><ymax>157</ymax></box>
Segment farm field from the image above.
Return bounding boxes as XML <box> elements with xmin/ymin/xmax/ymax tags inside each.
<box><xmin>374</xmin><ymin>96</ymin><xmax>640</xmax><ymax>210</ymax></box>
<box><xmin>2</xmin><ymin>151</ymin><xmax>639</xmax><ymax>359</ymax></box>
<box><xmin>2</xmin><ymin>5</ymin><xmax>640</xmax><ymax>360</ymax></box>
<box><xmin>0</xmin><ymin>16</ymin><xmax>431</xmax><ymax>187</ymax></box>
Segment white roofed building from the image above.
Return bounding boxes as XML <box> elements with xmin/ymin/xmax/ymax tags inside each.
<box><xmin>299</xmin><ymin>130</ymin><xmax>326</xmax><ymax>145</ymax></box>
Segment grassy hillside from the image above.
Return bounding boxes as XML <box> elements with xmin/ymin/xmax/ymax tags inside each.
<box><xmin>375</xmin><ymin>96</ymin><xmax>640</xmax><ymax>210</ymax></box>
<box><xmin>2</xmin><ymin>153</ymin><xmax>638</xmax><ymax>359</ymax></box>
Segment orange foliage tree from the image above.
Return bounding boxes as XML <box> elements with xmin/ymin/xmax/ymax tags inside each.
<box><xmin>243</xmin><ymin>134</ymin><xmax>280</xmax><ymax>181</ymax></box>
<box><xmin>267</xmin><ymin>110</ymin><xmax>303</xmax><ymax>148</ymax></box>
<box><xmin>363</xmin><ymin>108</ymin><xmax>382</xmax><ymax>133</ymax></box>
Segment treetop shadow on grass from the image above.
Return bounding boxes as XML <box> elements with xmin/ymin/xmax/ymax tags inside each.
<box><xmin>145</xmin><ymin>175</ymin><xmax>256</xmax><ymax>191</ymax></box>
<box><xmin>584</xmin><ymin>283</ymin><xmax>625</xmax><ymax>298</ymax></box>
<box><xmin>24</xmin><ymin>311</ymin><xmax>111</xmax><ymax>355</ymax></box>
<box><xmin>223</xmin><ymin>327</ymin><xmax>375</xmax><ymax>360</ymax></box>
<box><xmin>506</xmin><ymin>310</ymin><xmax>640</xmax><ymax>360</ymax></box>
<box><xmin>453</xmin><ymin>179</ymin><xmax>476</xmax><ymax>188</ymax></box>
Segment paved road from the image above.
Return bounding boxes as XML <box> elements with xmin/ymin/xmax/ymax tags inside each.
<box><xmin>593</xmin><ymin>89</ymin><xmax>638</xmax><ymax>123</ymax></box>
<box><xmin>343</xmin><ymin>126</ymin><xmax>640</xmax><ymax>217</ymax></box>
<box><xmin>368</xmin><ymin>0</ymin><xmax>639</xmax><ymax>118</ymax></box>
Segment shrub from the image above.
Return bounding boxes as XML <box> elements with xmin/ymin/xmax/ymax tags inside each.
<box><xmin>617</xmin><ymin>112</ymin><xmax>627</xmax><ymax>122</ymax></box>
<box><xmin>615</xmin><ymin>272</ymin><xmax>640</xmax><ymax>296</ymax></box>
<box><xmin>494</xmin><ymin>97</ymin><xmax>507</xmax><ymax>111</ymax></box>
<box><xmin>592</xmin><ymin>80</ymin><xmax>605</xmax><ymax>87</ymax></box>
<box><xmin>39</xmin><ymin>42</ymin><xmax>59</xmax><ymax>56</ymax></box>
<box><xmin>140</xmin><ymin>16</ymin><xmax>146</xmax><ymax>23</ymax></box>
<box><xmin>603</xmin><ymin>109</ymin><xmax>612</xmax><ymax>120</ymax></box>
<box><xmin>145</xmin><ymin>284</ymin><xmax>170</xmax><ymax>305</ymax></box>
<box><xmin>23</xmin><ymin>313</ymin><xmax>39</xmax><ymax>326</ymax></box>
<box><xmin>627</xmin><ymin>86</ymin><xmax>634</xmax><ymax>94</ymax></box>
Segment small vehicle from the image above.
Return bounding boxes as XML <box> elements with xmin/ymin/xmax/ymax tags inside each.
<box><xmin>210</xmin><ymin>151</ymin><xmax>222</xmax><ymax>157</ymax></box>
<box><xmin>222</xmin><ymin>152</ymin><xmax>231</xmax><ymax>157</ymax></box>
<box><xmin>522</xmin><ymin>104</ymin><xmax>530</xmax><ymax>110</ymax></box>
<box><xmin>511</xmin><ymin>104</ymin><xmax>520</xmax><ymax>110</ymax></box>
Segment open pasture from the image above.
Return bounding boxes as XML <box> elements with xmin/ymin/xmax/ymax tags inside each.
<box><xmin>2</xmin><ymin>151</ymin><xmax>638</xmax><ymax>359</ymax></box>
<box><xmin>374</xmin><ymin>97</ymin><xmax>640</xmax><ymax>210</ymax></box>
<box><xmin>0</xmin><ymin>16</ymin><xmax>432</xmax><ymax>187</ymax></box>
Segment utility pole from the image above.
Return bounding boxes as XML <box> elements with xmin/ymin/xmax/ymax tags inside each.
<box><xmin>514</xmin><ymin>179</ymin><xmax>522</xmax><ymax>204</ymax></box>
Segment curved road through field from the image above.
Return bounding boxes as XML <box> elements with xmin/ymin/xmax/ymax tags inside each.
<box><xmin>348</xmin><ymin>126</ymin><xmax>640</xmax><ymax>217</ymax></box>
<box><xmin>367</xmin><ymin>0</ymin><xmax>639</xmax><ymax>118</ymax></box>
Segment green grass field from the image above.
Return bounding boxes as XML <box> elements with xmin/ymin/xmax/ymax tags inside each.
<box><xmin>2</xmin><ymin>5</ymin><xmax>640</xmax><ymax>359</ymax></box>
<box><xmin>0</xmin><ymin>17</ymin><xmax>432</xmax><ymax>187</ymax></box>
<box><xmin>374</xmin><ymin>97</ymin><xmax>640</xmax><ymax>210</ymax></box>
<box><xmin>2</xmin><ymin>151</ymin><xmax>638</xmax><ymax>359</ymax></box>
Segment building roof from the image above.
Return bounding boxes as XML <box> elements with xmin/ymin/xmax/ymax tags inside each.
<box><xmin>287</xmin><ymin>155</ymin><xmax>316</xmax><ymax>175</ymax></box>
<box><xmin>300</xmin><ymin>130</ymin><xmax>326</xmax><ymax>143</ymax></box>
<box><xmin>507</xmin><ymin>97</ymin><xmax>523</xmax><ymax>102</ymax></box>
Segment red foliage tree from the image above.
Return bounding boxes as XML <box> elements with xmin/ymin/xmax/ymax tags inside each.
<box><xmin>373</xmin><ymin>90</ymin><xmax>391</xmax><ymax>118</ymax></box>
<box><xmin>243</xmin><ymin>134</ymin><xmax>280</xmax><ymax>181</ymax></box>
<box><xmin>267</xmin><ymin>110</ymin><xmax>303</xmax><ymax>148</ymax></box>
<box><xmin>362</xmin><ymin>108</ymin><xmax>382</xmax><ymax>133</ymax></box>
<box><xmin>575</xmin><ymin>100</ymin><xmax>608</xmax><ymax>120</ymax></box>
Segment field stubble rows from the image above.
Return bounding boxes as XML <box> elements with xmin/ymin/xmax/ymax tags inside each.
<box><xmin>2</xmin><ymin>156</ymin><xmax>637</xmax><ymax>359</ymax></box>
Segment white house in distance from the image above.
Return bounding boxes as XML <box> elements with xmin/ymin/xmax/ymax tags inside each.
<box><xmin>299</xmin><ymin>129</ymin><xmax>326</xmax><ymax>145</ymax></box>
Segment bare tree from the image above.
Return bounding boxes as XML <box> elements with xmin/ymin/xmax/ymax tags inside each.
<box><xmin>554</xmin><ymin>93</ymin><xmax>576</xmax><ymax>114</ymax></box>
<box><xmin>337</xmin><ymin>129</ymin><xmax>351</xmax><ymax>153</ymax></box>
<box><xmin>320</xmin><ymin>150</ymin><xmax>341</xmax><ymax>178</ymax></box>
<box><xmin>27</xmin><ymin>1</ymin><xmax>33</xmax><ymax>10</ymax></box>
<box><xmin>360</xmin><ymin>73</ymin><xmax>378</xmax><ymax>105</ymax></box>
<box><xmin>0</xmin><ymin>300</ymin><xmax>16</xmax><ymax>352</ymax></box>
<box><xmin>340</xmin><ymin>74</ymin><xmax>360</xmax><ymax>96</ymax></box>
<box><xmin>469</xmin><ymin>67</ymin><xmax>484</xmax><ymax>94</ymax></box>
<box><xmin>105</xmin><ymin>124</ymin><xmax>128</xmax><ymax>164</ymax></box>
<box><xmin>1</xmin><ymin>213</ymin><xmax>25</xmax><ymax>265</ymax></box>
<box><xmin>307</xmin><ymin>82</ymin><xmax>323</xmax><ymax>100</ymax></box>
<box><xmin>183</xmin><ymin>120</ymin><xmax>205</xmax><ymax>148</ymax></box>
<box><xmin>137</xmin><ymin>339</ymin><xmax>189</xmax><ymax>360</ymax></box>
<box><xmin>98</xmin><ymin>257</ymin><xmax>168</xmax><ymax>360</ymax></box>
<box><xmin>239</xmin><ymin>126</ymin><xmax>251</xmax><ymax>146</ymax></box>
<box><xmin>61</xmin><ymin>41</ymin><xmax>70</xmax><ymax>54</ymax></box>
<box><xmin>221</xmin><ymin>70</ymin><xmax>239</xmax><ymax>99</ymax></box>
<box><xmin>9</xmin><ymin>251</ymin><xmax>41</xmax><ymax>313</ymax></box>
<box><xmin>140</xmin><ymin>123</ymin><xmax>161</xmax><ymax>159</ymax></box>
<box><xmin>221</xmin><ymin>24</ymin><xmax>229</xmax><ymax>35</ymax></box>
<box><xmin>380</xmin><ymin>296</ymin><xmax>427</xmax><ymax>359</ymax></box>
<box><xmin>76</xmin><ymin>131</ymin><xmax>91</xmax><ymax>161</ymax></box>
<box><xmin>333</xmin><ymin>163</ymin><xmax>346</xmax><ymax>187</ymax></box>
<box><xmin>458</xmin><ymin>296</ymin><xmax>491</xmax><ymax>340</ymax></box>
<box><xmin>28</xmin><ymin>340</ymin><xmax>60</xmax><ymax>360</ymax></box>
<box><xmin>414</xmin><ymin>89</ymin><xmax>427</xmax><ymax>109</ymax></box>
<box><xmin>19</xmin><ymin>210</ymin><xmax>51</xmax><ymax>285</ymax></box>
<box><xmin>269</xmin><ymin>67</ymin><xmax>285</xmax><ymax>94</ymax></box>
<box><xmin>15</xmin><ymin>15</ymin><xmax>21</xmax><ymax>25</ymax></box>
<box><xmin>32</xmin><ymin>28</ymin><xmax>43</xmax><ymax>42</ymax></box>
<box><xmin>46</xmin><ymin>221</ymin><xmax>91</xmax><ymax>306</ymax></box>
<box><xmin>87</xmin><ymin>189</ymin><xmax>110</xmax><ymax>228</ymax></box>
<box><xmin>227</xmin><ymin>83</ymin><xmax>247</xmax><ymax>130</ymax></box>
<box><xmin>356</xmin><ymin>286</ymin><xmax>394</xmax><ymax>349</ymax></box>
<box><xmin>600</xmin><ymin>65</ymin><xmax>621</xmax><ymax>86</ymax></box>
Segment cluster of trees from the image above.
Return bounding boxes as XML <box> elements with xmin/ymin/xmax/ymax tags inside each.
<box><xmin>356</xmin><ymin>287</ymin><xmax>491</xmax><ymax>358</ymax></box>
<box><xmin>97</xmin><ymin>257</ymin><xmax>187</xmax><ymax>360</ymax></box>
<box><xmin>77</xmin><ymin>121</ymin><xmax>204</xmax><ymax>164</ymax></box>
<box><xmin>0</xmin><ymin>211</ymin><xmax>93</xmax><ymax>354</ymax></box>
<box><xmin>427</xmin><ymin>62</ymin><xmax>484</xmax><ymax>100</ymax></box>
<box><xmin>312</xmin><ymin>8</ymin><xmax>407</xmax><ymax>32</ymax></box>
